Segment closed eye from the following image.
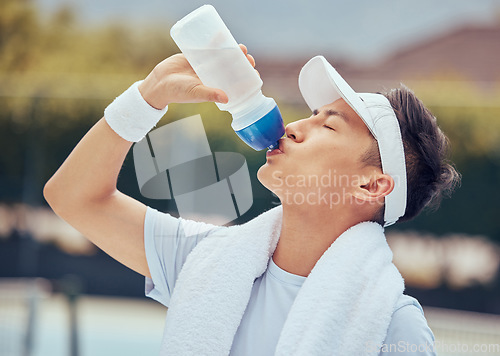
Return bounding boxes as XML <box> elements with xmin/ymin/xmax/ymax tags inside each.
<box><xmin>323</xmin><ymin>125</ymin><xmax>335</xmax><ymax>131</ymax></box>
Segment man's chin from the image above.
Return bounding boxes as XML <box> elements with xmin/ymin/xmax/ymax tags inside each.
<box><xmin>257</xmin><ymin>164</ymin><xmax>275</xmax><ymax>191</ymax></box>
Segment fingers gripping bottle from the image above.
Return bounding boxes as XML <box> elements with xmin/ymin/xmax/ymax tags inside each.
<box><xmin>170</xmin><ymin>5</ymin><xmax>285</xmax><ymax>151</ymax></box>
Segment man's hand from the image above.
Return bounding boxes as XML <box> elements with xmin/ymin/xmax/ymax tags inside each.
<box><xmin>139</xmin><ymin>44</ymin><xmax>256</xmax><ymax>109</ymax></box>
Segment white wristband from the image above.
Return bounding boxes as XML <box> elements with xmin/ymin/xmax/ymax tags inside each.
<box><xmin>104</xmin><ymin>80</ymin><xmax>168</xmax><ymax>142</ymax></box>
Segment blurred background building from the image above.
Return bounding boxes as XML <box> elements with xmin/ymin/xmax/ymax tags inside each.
<box><xmin>1</xmin><ymin>0</ymin><xmax>499</xmax><ymax>355</ymax></box>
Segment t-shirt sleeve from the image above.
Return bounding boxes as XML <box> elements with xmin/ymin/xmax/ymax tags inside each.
<box><xmin>143</xmin><ymin>206</ymin><xmax>221</xmax><ymax>307</ymax></box>
<box><xmin>380</xmin><ymin>301</ymin><xmax>436</xmax><ymax>356</ymax></box>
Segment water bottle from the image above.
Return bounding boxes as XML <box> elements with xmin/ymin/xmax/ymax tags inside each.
<box><xmin>170</xmin><ymin>4</ymin><xmax>285</xmax><ymax>151</ymax></box>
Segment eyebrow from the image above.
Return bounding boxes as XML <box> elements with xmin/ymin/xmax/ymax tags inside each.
<box><xmin>327</xmin><ymin>109</ymin><xmax>349</xmax><ymax>123</ymax></box>
<box><xmin>313</xmin><ymin>109</ymin><xmax>349</xmax><ymax>124</ymax></box>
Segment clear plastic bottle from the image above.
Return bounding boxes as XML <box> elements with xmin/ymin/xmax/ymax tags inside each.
<box><xmin>170</xmin><ymin>5</ymin><xmax>285</xmax><ymax>151</ymax></box>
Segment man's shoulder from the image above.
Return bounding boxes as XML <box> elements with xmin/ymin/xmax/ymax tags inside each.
<box><xmin>391</xmin><ymin>294</ymin><xmax>430</xmax><ymax>332</ymax></box>
<box><xmin>394</xmin><ymin>294</ymin><xmax>424</xmax><ymax>313</ymax></box>
<box><xmin>381</xmin><ymin>294</ymin><xmax>436</xmax><ymax>355</ymax></box>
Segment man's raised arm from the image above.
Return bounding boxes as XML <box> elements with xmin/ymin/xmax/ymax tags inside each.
<box><xmin>43</xmin><ymin>48</ymin><xmax>254</xmax><ymax>277</ymax></box>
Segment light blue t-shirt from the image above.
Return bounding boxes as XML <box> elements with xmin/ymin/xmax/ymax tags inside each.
<box><xmin>144</xmin><ymin>208</ymin><xmax>436</xmax><ymax>355</ymax></box>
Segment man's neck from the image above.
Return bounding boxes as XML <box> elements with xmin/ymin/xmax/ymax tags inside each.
<box><xmin>272</xmin><ymin>204</ymin><xmax>365</xmax><ymax>277</ymax></box>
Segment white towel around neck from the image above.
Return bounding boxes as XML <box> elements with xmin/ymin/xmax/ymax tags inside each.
<box><xmin>161</xmin><ymin>206</ymin><xmax>405</xmax><ymax>355</ymax></box>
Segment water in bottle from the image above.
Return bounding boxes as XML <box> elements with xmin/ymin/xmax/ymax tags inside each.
<box><xmin>170</xmin><ymin>5</ymin><xmax>285</xmax><ymax>151</ymax></box>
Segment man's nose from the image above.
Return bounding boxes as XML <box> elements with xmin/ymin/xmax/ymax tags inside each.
<box><xmin>285</xmin><ymin>119</ymin><xmax>308</xmax><ymax>142</ymax></box>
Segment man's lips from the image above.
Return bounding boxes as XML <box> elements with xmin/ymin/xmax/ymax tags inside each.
<box><xmin>266</xmin><ymin>139</ymin><xmax>285</xmax><ymax>157</ymax></box>
<box><xmin>266</xmin><ymin>148</ymin><xmax>283</xmax><ymax>157</ymax></box>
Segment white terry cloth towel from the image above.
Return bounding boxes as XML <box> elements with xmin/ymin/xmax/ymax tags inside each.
<box><xmin>161</xmin><ymin>206</ymin><xmax>405</xmax><ymax>356</ymax></box>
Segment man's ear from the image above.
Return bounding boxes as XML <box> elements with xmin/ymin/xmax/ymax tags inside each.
<box><xmin>353</xmin><ymin>174</ymin><xmax>395</xmax><ymax>202</ymax></box>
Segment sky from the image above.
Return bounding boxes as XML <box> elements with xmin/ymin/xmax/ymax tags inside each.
<box><xmin>35</xmin><ymin>0</ymin><xmax>500</xmax><ymax>65</ymax></box>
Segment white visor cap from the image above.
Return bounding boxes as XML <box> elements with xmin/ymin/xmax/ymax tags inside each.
<box><xmin>298</xmin><ymin>55</ymin><xmax>407</xmax><ymax>226</ymax></box>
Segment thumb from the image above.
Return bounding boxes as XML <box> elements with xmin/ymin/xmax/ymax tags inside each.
<box><xmin>190</xmin><ymin>85</ymin><xmax>228</xmax><ymax>104</ymax></box>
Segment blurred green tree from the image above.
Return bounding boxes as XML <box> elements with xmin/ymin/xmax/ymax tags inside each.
<box><xmin>0</xmin><ymin>0</ymin><xmax>179</xmax><ymax>204</ymax></box>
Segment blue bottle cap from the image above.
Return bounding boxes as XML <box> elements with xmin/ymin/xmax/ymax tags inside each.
<box><xmin>234</xmin><ymin>105</ymin><xmax>285</xmax><ymax>151</ymax></box>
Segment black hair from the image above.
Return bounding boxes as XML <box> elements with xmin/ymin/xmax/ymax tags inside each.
<box><xmin>361</xmin><ymin>85</ymin><xmax>461</xmax><ymax>224</ymax></box>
